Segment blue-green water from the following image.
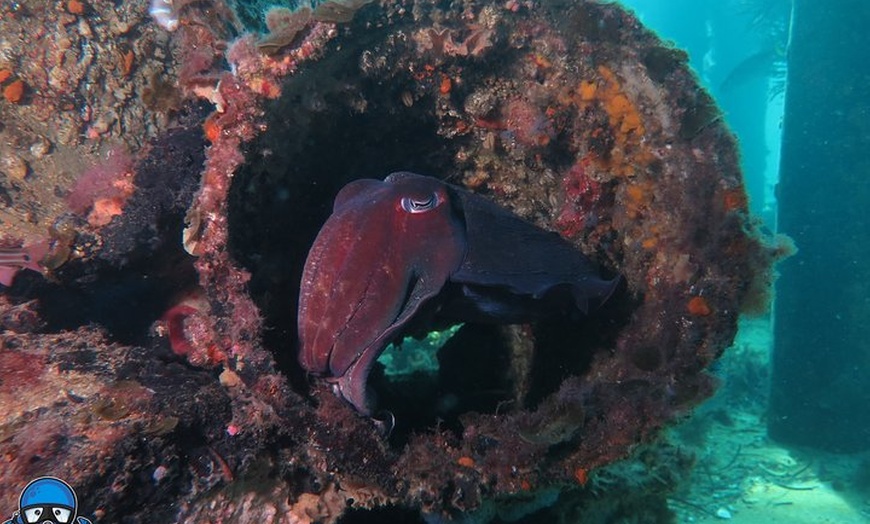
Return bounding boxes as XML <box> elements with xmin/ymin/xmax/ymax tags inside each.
<box><xmin>622</xmin><ymin>1</ymin><xmax>870</xmax><ymax>522</ymax></box>
<box><xmin>623</xmin><ymin>0</ymin><xmax>788</xmax><ymax>232</ymax></box>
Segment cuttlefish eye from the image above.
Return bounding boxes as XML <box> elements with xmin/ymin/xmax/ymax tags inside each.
<box><xmin>400</xmin><ymin>193</ymin><xmax>439</xmax><ymax>213</ymax></box>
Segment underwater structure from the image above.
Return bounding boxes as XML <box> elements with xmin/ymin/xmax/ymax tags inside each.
<box><xmin>0</xmin><ymin>0</ymin><xmax>781</xmax><ymax>521</ymax></box>
<box><xmin>770</xmin><ymin>0</ymin><xmax>870</xmax><ymax>453</ymax></box>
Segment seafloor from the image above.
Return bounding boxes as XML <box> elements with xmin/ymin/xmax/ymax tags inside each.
<box><xmin>669</xmin><ymin>317</ymin><xmax>870</xmax><ymax>523</ymax></box>
<box><xmin>0</xmin><ymin>0</ymin><xmax>836</xmax><ymax>522</ymax></box>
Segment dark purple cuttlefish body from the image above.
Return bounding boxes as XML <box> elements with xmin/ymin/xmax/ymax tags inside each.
<box><xmin>297</xmin><ymin>172</ymin><xmax>617</xmax><ymax>415</ymax></box>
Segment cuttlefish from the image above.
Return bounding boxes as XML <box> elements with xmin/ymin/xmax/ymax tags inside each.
<box><xmin>298</xmin><ymin>172</ymin><xmax>617</xmax><ymax>415</ymax></box>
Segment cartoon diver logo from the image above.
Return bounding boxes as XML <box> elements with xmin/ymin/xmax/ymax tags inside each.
<box><xmin>3</xmin><ymin>477</ymin><xmax>91</xmax><ymax>524</ymax></box>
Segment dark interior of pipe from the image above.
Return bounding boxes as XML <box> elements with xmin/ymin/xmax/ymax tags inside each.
<box><xmin>227</xmin><ymin>47</ymin><xmax>628</xmax><ymax>445</ymax></box>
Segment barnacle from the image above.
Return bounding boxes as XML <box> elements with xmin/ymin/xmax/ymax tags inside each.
<box><xmin>93</xmin><ymin>398</ymin><xmax>131</xmax><ymax>421</ymax></box>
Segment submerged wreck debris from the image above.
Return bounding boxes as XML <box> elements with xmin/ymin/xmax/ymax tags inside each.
<box><xmin>0</xmin><ymin>0</ymin><xmax>785</xmax><ymax>521</ymax></box>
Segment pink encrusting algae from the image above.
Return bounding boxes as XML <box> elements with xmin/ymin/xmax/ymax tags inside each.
<box><xmin>182</xmin><ymin>24</ymin><xmax>336</xmax><ymax>367</ymax></box>
<box><xmin>67</xmin><ymin>147</ymin><xmax>136</xmax><ymax>227</ymax></box>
